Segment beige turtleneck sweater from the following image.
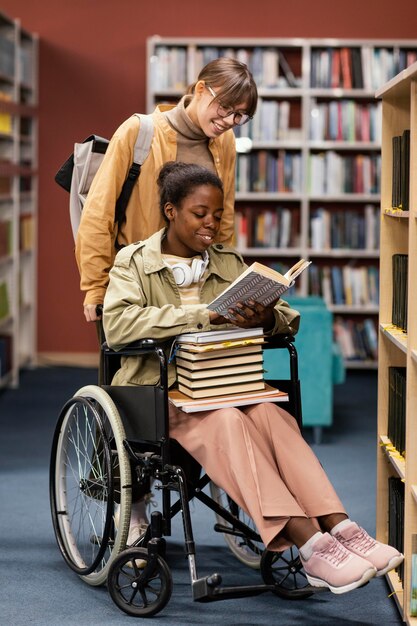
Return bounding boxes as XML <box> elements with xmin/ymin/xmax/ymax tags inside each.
<box><xmin>163</xmin><ymin>96</ymin><xmax>216</xmax><ymax>173</ymax></box>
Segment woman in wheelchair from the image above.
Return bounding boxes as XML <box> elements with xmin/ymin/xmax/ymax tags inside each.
<box><xmin>103</xmin><ymin>161</ymin><xmax>403</xmax><ymax>596</ymax></box>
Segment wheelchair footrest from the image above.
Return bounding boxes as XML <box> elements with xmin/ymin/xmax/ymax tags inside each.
<box><xmin>192</xmin><ymin>574</ymin><xmax>273</xmax><ymax>602</ymax></box>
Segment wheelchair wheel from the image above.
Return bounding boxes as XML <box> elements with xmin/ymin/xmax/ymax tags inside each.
<box><xmin>209</xmin><ymin>482</ymin><xmax>263</xmax><ymax>569</ymax></box>
<box><xmin>260</xmin><ymin>548</ymin><xmax>314</xmax><ymax>599</ymax></box>
<box><xmin>107</xmin><ymin>548</ymin><xmax>172</xmax><ymax>617</ymax></box>
<box><xmin>50</xmin><ymin>385</ymin><xmax>131</xmax><ymax>586</ymax></box>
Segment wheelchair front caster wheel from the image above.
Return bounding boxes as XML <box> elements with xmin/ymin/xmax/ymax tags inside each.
<box><xmin>260</xmin><ymin>548</ymin><xmax>314</xmax><ymax>600</ymax></box>
<box><xmin>107</xmin><ymin>547</ymin><xmax>173</xmax><ymax>617</ymax></box>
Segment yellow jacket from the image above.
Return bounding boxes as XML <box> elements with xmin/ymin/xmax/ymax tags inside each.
<box><xmin>103</xmin><ymin>229</ymin><xmax>301</xmax><ymax>387</ymax></box>
<box><xmin>75</xmin><ymin>105</ymin><xmax>237</xmax><ymax>306</ymax></box>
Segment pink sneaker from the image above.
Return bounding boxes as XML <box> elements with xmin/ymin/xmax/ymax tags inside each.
<box><xmin>333</xmin><ymin>522</ymin><xmax>404</xmax><ymax>577</ymax></box>
<box><xmin>300</xmin><ymin>533</ymin><xmax>376</xmax><ymax>594</ymax></box>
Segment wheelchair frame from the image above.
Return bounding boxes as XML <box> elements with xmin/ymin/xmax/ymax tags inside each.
<box><xmin>50</xmin><ymin>334</ymin><xmax>321</xmax><ymax>617</ymax></box>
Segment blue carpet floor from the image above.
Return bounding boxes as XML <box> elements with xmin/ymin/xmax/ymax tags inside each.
<box><xmin>0</xmin><ymin>367</ymin><xmax>402</xmax><ymax>625</ymax></box>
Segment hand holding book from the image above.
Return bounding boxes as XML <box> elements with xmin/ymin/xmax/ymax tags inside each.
<box><xmin>208</xmin><ymin>259</ymin><xmax>311</xmax><ymax>318</ymax></box>
<box><xmin>209</xmin><ymin>298</ymin><xmax>275</xmax><ymax>329</ymax></box>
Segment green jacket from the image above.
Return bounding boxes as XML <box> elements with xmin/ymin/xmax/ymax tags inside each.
<box><xmin>103</xmin><ymin>229</ymin><xmax>300</xmax><ymax>387</ymax></box>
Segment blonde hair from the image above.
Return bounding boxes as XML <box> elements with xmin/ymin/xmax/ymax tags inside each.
<box><xmin>188</xmin><ymin>57</ymin><xmax>258</xmax><ymax>117</ymax></box>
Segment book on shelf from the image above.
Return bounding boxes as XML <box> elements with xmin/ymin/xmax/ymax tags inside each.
<box><xmin>0</xmin><ymin>333</ymin><xmax>12</xmax><ymax>377</ymax></box>
<box><xmin>411</xmin><ymin>535</ymin><xmax>417</xmax><ymax>617</ymax></box>
<box><xmin>0</xmin><ymin>220</ymin><xmax>12</xmax><ymax>257</ymax></box>
<box><xmin>391</xmin><ymin>129</ymin><xmax>410</xmax><ymax>211</ymax></box>
<box><xmin>207</xmin><ymin>259</ymin><xmax>311</xmax><ymax>317</ymax></box>
<box><xmin>392</xmin><ymin>254</ymin><xmax>408</xmax><ymax>332</ymax></box>
<box><xmin>169</xmin><ymin>383</ymin><xmax>287</xmax><ymax>412</ymax></box>
<box><xmin>388</xmin><ymin>366</ymin><xmax>406</xmax><ymax>457</ymax></box>
<box><xmin>0</xmin><ymin>281</ymin><xmax>10</xmax><ymax>320</ymax></box>
<box><xmin>388</xmin><ymin>477</ymin><xmax>405</xmax><ymax>583</ymax></box>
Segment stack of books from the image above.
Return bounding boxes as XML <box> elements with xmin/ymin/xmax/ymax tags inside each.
<box><xmin>168</xmin><ymin>327</ymin><xmax>288</xmax><ymax>412</ymax></box>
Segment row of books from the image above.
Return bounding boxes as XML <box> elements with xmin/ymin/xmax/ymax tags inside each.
<box><xmin>236</xmin><ymin>150</ymin><xmax>302</xmax><ymax>193</ymax></box>
<box><xmin>388</xmin><ymin>366</ymin><xmax>406</xmax><ymax>457</ymax></box>
<box><xmin>392</xmin><ymin>254</ymin><xmax>408</xmax><ymax>332</ymax></box>
<box><xmin>309</xmin><ymin>205</ymin><xmax>380</xmax><ymax>251</ymax></box>
<box><xmin>150</xmin><ymin>45</ymin><xmax>300</xmax><ymax>91</ymax></box>
<box><xmin>310</xmin><ymin>46</ymin><xmax>417</xmax><ymax>91</ymax></box>
<box><xmin>0</xmin><ymin>333</ymin><xmax>12</xmax><ymax>378</ymax></box>
<box><xmin>235</xmin><ymin>207</ymin><xmax>300</xmax><ymax>250</ymax></box>
<box><xmin>309</xmin><ymin>99</ymin><xmax>382</xmax><ymax>143</ymax></box>
<box><xmin>151</xmin><ymin>44</ymin><xmax>417</xmax><ymax>93</ymax></box>
<box><xmin>0</xmin><ymin>216</ymin><xmax>34</xmax><ymax>257</ymax></box>
<box><xmin>234</xmin><ymin>99</ymin><xmax>293</xmax><ymax>141</ymax></box>
<box><xmin>392</xmin><ymin>130</ymin><xmax>410</xmax><ymax>211</ymax></box>
<box><xmin>333</xmin><ymin>316</ymin><xmax>378</xmax><ymax>362</ymax></box>
<box><xmin>309</xmin><ymin>152</ymin><xmax>381</xmax><ymax>195</ymax></box>
<box><xmin>0</xmin><ymin>36</ymin><xmax>32</xmax><ymax>86</ymax></box>
<box><xmin>0</xmin><ymin>220</ymin><xmax>12</xmax><ymax>257</ymax></box>
<box><xmin>309</xmin><ymin>264</ymin><xmax>379</xmax><ymax>307</ymax></box>
<box><xmin>388</xmin><ymin>477</ymin><xmax>405</xmax><ymax>584</ymax></box>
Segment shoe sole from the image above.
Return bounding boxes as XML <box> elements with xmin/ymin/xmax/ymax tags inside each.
<box><xmin>376</xmin><ymin>554</ymin><xmax>404</xmax><ymax>577</ymax></box>
<box><xmin>305</xmin><ymin>567</ymin><xmax>376</xmax><ymax>594</ymax></box>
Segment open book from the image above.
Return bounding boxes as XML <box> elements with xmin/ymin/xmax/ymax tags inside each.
<box><xmin>207</xmin><ymin>259</ymin><xmax>311</xmax><ymax>316</ymax></box>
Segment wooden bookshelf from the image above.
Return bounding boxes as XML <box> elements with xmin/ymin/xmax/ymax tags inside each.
<box><xmin>146</xmin><ymin>37</ymin><xmax>417</xmax><ymax>368</ymax></box>
<box><xmin>0</xmin><ymin>11</ymin><xmax>38</xmax><ymax>388</ymax></box>
<box><xmin>376</xmin><ymin>60</ymin><xmax>417</xmax><ymax>624</ymax></box>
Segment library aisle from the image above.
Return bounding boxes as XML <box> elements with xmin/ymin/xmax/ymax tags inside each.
<box><xmin>0</xmin><ymin>366</ymin><xmax>401</xmax><ymax>625</ymax></box>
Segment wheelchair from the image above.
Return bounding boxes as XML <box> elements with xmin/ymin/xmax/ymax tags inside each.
<box><xmin>49</xmin><ymin>333</ymin><xmax>321</xmax><ymax>617</ymax></box>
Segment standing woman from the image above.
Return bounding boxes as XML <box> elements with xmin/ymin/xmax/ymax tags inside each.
<box><xmin>75</xmin><ymin>57</ymin><xmax>258</xmax><ymax>323</ymax></box>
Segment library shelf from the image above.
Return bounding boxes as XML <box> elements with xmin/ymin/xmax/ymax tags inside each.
<box><xmin>147</xmin><ymin>36</ymin><xmax>417</xmax><ymax>368</ymax></box>
<box><xmin>376</xmin><ymin>60</ymin><xmax>417</xmax><ymax>625</ymax></box>
<box><xmin>0</xmin><ymin>10</ymin><xmax>38</xmax><ymax>388</ymax></box>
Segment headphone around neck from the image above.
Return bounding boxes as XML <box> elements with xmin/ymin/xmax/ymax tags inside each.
<box><xmin>170</xmin><ymin>252</ymin><xmax>209</xmax><ymax>288</ymax></box>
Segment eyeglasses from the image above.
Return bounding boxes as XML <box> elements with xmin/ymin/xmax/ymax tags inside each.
<box><xmin>206</xmin><ymin>85</ymin><xmax>251</xmax><ymax>126</ymax></box>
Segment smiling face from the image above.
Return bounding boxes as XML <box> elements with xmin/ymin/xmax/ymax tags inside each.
<box><xmin>162</xmin><ymin>184</ymin><xmax>224</xmax><ymax>258</ymax></box>
<box><xmin>186</xmin><ymin>81</ymin><xmax>250</xmax><ymax>138</ymax></box>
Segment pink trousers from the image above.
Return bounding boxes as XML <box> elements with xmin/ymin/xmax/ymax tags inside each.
<box><xmin>169</xmin><ymin>402</ymin><xmax>345</xmax><ymax>551</ymax></box>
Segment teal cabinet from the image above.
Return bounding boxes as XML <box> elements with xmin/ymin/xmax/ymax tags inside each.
<box><xmin>264</xmin><ymin>297</ymin><xmax>344</xmax><ymax>442</ymax></box>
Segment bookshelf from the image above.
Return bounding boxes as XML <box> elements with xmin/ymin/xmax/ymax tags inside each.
<box><xmin>147</xmin><ymin>37</ymin><xmax>417</xmax><ymax>369</ymax></box>
<box><xmin>0</xmin><ymin>10</ymin><xmax>38</xmax><ymax>388</ymax></box>
<box><xmin>376</xmin><ymin>61</ymin><xmax>417</xmax><ymax>624</ymax></box>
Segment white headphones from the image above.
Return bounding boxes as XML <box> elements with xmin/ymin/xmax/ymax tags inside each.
<box><xmin>170</xmin><ymin>252</ymin><xmax>209</xmax><ymax>288</ymax></box>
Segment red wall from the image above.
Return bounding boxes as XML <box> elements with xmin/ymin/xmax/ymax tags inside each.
<box><xmin>2</xmin><ymin>0</ymin><xmax>417</xmax><ymax>355</ymax></box>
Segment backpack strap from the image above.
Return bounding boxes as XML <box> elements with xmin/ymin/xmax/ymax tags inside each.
<box><xmin>114</xmin><ymin>113</ymin><xmax>154</xmax><ymax>242</ymax></box>
<box><xmin>132</xmin><ymin>113</ymin><xmax>154</xmax><ymax>164</ymax></box>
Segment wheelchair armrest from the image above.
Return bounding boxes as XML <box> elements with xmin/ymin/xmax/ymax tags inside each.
<box><xmin>263</xmin><ymin>334</ymin><xmax>295</xmax><ymax>350</ymax></box>
<box><xmin>102</xmin><ymin>338</ymin><xmax>166</xmax><ymax>357</ymax></box>
<box><xmin>102</xmin><ymin>339</ymin><xmax>170</xmax><ymax>388</ymax></box>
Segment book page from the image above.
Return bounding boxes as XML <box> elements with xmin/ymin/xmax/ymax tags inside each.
<box><xmin>284</xmin><ymin>259</ymin><xmax>312</xmax><ymax>282</ymax></box>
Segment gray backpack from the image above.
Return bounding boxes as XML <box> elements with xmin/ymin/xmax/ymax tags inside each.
<box><xmin>55</xmin><ymin>113</ymin><xmax>154</xmax><ymax>242</ymax></box>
